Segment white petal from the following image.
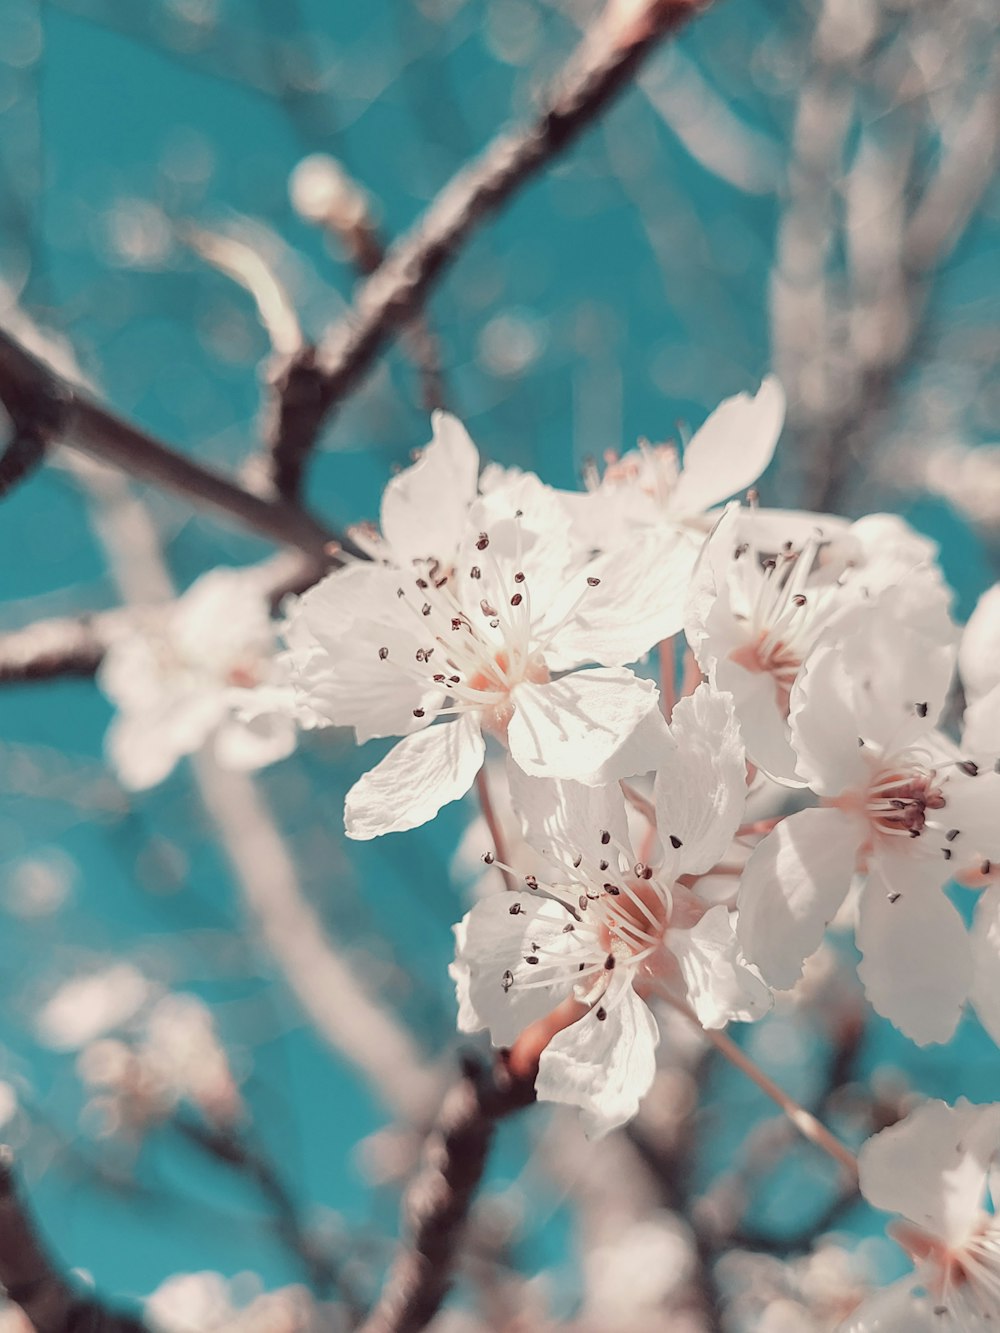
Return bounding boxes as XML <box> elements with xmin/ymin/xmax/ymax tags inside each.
<box><xmin>506</xmin><ymin>765</ymin><xmax>635</xmax><ymax>873</ymax></box>
<box><xmin>858</xmin><ymin>1097</ymin><xmax>1000</xmax><ymax>1247</ymax></box>
<box><xmin>715</xmin><ymin>657</ymin><xmax>802</xmax><ymax>785</ymax></box>
<box><xmin>963</xmin><ymin>683</ymin><xmax>1000</xmax><ymax>754</ymax></box>
<box><xmin>672</xmin><ymin>905</ymin><xmax>772</xmax><ymax>1028</ymax></box>
<box><xmin>654</xmin><ymin>683</ymin><xmax>747</xmax><ymax>876</ymax></box>
<box><xmin>789</xmin><ymin>644</ymin><xmax>871</xmax><ymax>796</ymax></box>
<box><xmin>379</xmin><ymin>412</ymin><xmax>480</xmax><ymax>565</ymax></box>
<box><xmin>545</xmin><ymin>531</ymin><xmax>697</xmax><ymax>670</ymax></box>
<box><xmin>970</xmin><ymin>884</ymin><xmax>1000</xmax><ymax>1047</ymax></box>
<box><xmin>856</xmin><ymin>855</ymin><xmax>970</xmax><ymax>1046</ymax></box>
<box><xmin>737</xmin><ymin>806</ymin><xmax>860</xmax><ymax>989</ymax></box>
<box><xmin>507</xmin><ymin>670</ymin><xmax>668</xmax><ymax>785</ymax></box>
<box><xmin>536</xmin><ymin>980</ymin><xmax>659</xmax><ymax>1137</ymax></box>
<box><xmin>450</xmin><ymin>894</ymin><xmax>583</xmax><ymax>1046</ymax></box>
<box><xmin>106</xmin><ymin>692</ymin><xmax>226</xmax><ymax>791</ymax></box>
<box><xmin>684</xmin><ymin>504</ymin><xmax>742</xmax><ymax>666</ymax></box>
<box><xmin>344</xmin><ymin>715</ymin><xmax>485</xmax><ymax>840</ymax></box>
<box><xmin>668</xmin><ymin>376</ymin><xmax>785</xmax><ymax>516</ymax></box>
<box><xmin>961</xmin><ymin>583</ymin><xmax>1000</xmax><ymax>703</ymax></box>
<box><xmin>945</xmin><ymin>769</ymin><xmax>1000</xmax><ymax>860</ymax></box>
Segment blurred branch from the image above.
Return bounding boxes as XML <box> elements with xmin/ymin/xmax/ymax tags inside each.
<box><xmin>292</xmin><ymin>155</ymin><xmax>447</xmax><ymax>416</ymax></box>
<box><xmin>175</xmin><ymin>1116</ymin><xmax>363</xmax><ymax>1313</ymax></box>
<box><xmin>358</xmin><ymin>1054</ymin><xmax>535</xmax><ymax>1333</ymax></box>
<box><xmin>264</xmin><ymin>0</ymin><xmax>712</xmax><ymax>500</ymax></box>
<box><xmin>0</xmin><ymin>1146</ymin><xmax>146</xmax><ymax>1333</ymax></box>
<box><xmin>0</xmin><ymin>326</ymin><xmax>341</xmax><ymax>559</ymax></box>
<box><xmin>0</xmin><ymin>612</ymin><xmax>112</xmax><ymax>683</ymax></box>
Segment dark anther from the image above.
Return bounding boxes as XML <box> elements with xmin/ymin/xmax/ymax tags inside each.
<box><xmin>600</xmin><ymin>830</ymin><xmax>611</xmax><ymax>845</ymax></box>
<box><xmin>599</xmin><ymin>859</ymin><xmax>608</xmax><ymax>871</ymax></box>
<box><xmin>641</xmin><ymin>865</ymin><xmax>653</xmax><ymax>880</ymax></box>
<box><xmin>476</xmin><ymin>533</ymin><xmax>489</xmax><ymax>550</ymax></box>
<box><xmin>451</xmin><ymin>617</ymin><xmax>462</xmax><ymax>630</ymax></box>
<box><xmin>943</xmin><ymin>848</ymin><xmax>953</xmax><ymax>861</ymax></box>
<box><xmin>578</xmin><ymin>895</ymin><xmax>588</xmax><ymax>911</ymax></box>
<box><xmin>511</xmin><ymin>593</ymin><xmax>523</xmax><ymax>606</ymax></box>
<box><xmin>525</xmin><ymin>874</ymin><xmax>539</xmax><ymax>890</ymax></box>
<box><xmin>916</xmin><ymin>701</ymin><xmax>928</xmax><ymax>718</ymax></box>
<box><xmin>572</xmin><ymin>853</ymin><xmax>583</xmax><ymax>869</ymax></box>
<box><xmin>909</xmin><ymin>828</ymin><xmax>920</xmax><ymax>838</ymax></box>
<box><xmin>959</xmin><ymin>760</ymin><xmax>979</xmax><ymax>777</ymax></box>
<box><xmin>888</xmin><ymin>892</ymin><xmax>901</xmax><ymax>904</ymax></box>
<box><xmin>792</xmin><ymin>594</ymin><xmax>807</xmax><ymax>607</ymax></box>
<box><xmin>509</xmin><ymin>902</ymin><xmax>523</xmax><ymax>915</ymax></box>
<box><xmin>946</xmin><ymin>828</ymin><xmax>959</xmax><ymax>841</ymax></box>
<box><xmin>525</xmin><ymin>956</ymin><xmax>539</xmax><ymax>966</ymax></box>
<box><xmin>421</xmin><ymin>603</ymin><xmax>432</xmax><ymax>616</ymax></box>
<box><xmin>604</xmin><ymin>954</ymin><xmax>615</xmax><ymax>970</ymax></box>
<box><xmin>514</xmin><ymin>571</ymin><xmax>525</xmax><ymax>583</ymax></box>
<box><xmin>984</xmin><ymin>861</ymin><xmax>993</xmax><ymax>876</ymax></box>
<box><xmin>596</xmin><ymin>1007</ymin><xmax>607</xmax><ymax>1021</ymax></box>
<box><xmin>434</xmin><ymin>673</ymin><xmax>446</xmax><ymax>683</ymax></box>
<box><xmin>470</xmin><ymin>566</ymin><xmax>481</xmax><ymax>579</ymax></box>
<box><xmin>378</xmin><ymin>646</ymin><xmax>389</xmax><ymax>660</ymax></box>
<box><xmin>604</xmin><ymin>883</ymin><xmax>620</xmax><ymax>895</ymax></box>
<box><xmin>563</xmin><ymin>923</ymin><xmax>575</xmax><ymax>933</ymax></box>
<box><xmin>734</xmin><ymin>543</ymin><xmax>749</xmax><ymax>559</ymax></box>
<box><xmin>669</xmin><ymin>834</ymin><xmax>683</xmax><ymax>849</ymax></box>
<box><xmin>416</xmin><ymin>578</ymin><xmax>428</xmax><ymax>589</ymax></box>
<box><xmin>413</xmin><ymin>708</ymin><xmax>425</xmax><ymax>718</ymax></box>
<box><xmin>501</xmin><ymin>970</ymin><xmax>513</xmax><ymax>992</ymax></box>
<box><xmin>483</xmin><ymin>852</ymin><xmax>495</xmax><ymax>864</ymax></box>
<box><xmin>587</xmin><ymin>577</ymin><xmax>601</xmax><ymax>587</ymax></box>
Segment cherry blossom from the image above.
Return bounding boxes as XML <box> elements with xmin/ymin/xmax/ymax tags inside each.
<box><xmin>841</xmin><ymin>1099</ymin><xmax>1000</xmax><ymax>1331</ymax></box>
<box><xmin>98</xmin><ymin>567</ymin><xmax>296</xmax><ymax>791</ymax></box>
<box><xmin>737</xmin><ymin>614</ymin><xmax>1000</xmax><ymax>1045</ymax></box>
<box><xmin>283</xmin><ymin>414</ymin><xmax>690</xmax><ymax>840</ymax></box>
<box><xmin>686</xmin><ymin>505</ymin><xmax>953</xmax><ymax>783</ymax></box>
<box><xmin>451</xmin><ymin>685</ymin><xmax>770</xmax><ymax>1136</ymax></box>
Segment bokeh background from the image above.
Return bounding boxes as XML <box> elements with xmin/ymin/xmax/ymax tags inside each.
<box><xmin>0</xmin><ymin>0</ymin><xmax>998</xmax><ymax>1328</ymax></box>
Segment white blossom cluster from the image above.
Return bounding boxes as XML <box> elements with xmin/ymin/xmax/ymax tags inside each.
<box><xmin>95</xmin><ymin>380</ymin><xmax>1000</xmax><ymax>1329</ymax></box>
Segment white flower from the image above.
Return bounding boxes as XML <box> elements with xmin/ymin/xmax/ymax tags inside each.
<box><xmin>98</xmin><ymin>567</ymin><xmax>296</xmax><ymax>790</ymax></box>
<box><xmin>557</xmin><ymin>378</ymin><xmax>785</xmax><ymax>642</ymax></box>
<box><xmin>840</xmin><ymin>1099</ymin><xmax>1000</xmax><ymax>1332</ymax></box>
<box><xmin>687</xmin><ymin>506</ymin><xmax>953</xmax><ymax>783</ymax></box>
<box><xmin>451</xmin><ymin>685</ymin><xmax>770</xmax><ymax>1137</ymax></box>
<box><xmin>737</xmin><ymin>614</ymin><xmax>1000</xmax><ymax>1045</ymax></box>
<box><xmin>564</xmin><ymin>375</ymin><xmax>785</xmax><ymax>547</ymax></box>
<box><xmin>284</xmin><ymin>414</ymin><xmax>690</xmax><ymax>840</ymax></box>
<box><xmin>960</xmin><ymin>584</ymin><xmax>1000</xmax><ymax>706</ymax></box>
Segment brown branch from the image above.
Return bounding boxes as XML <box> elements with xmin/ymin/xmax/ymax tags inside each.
<box><xmin>358</xmin><ymin>1054</ymin><xmax>535</xmax><ymax>1333</ymax></box>
<box><xmin>265</xmin><ymin>0</ymin><xmax>711</xmax><ymax>499</ymax></box>
<box><xmin>0</xmin><ymin>1146</ymin><xmax>147</xmax><ymax>1333</ymax></box>
<box><xmin>0</xmin><ymin>613</ymin><xmax>112</xmax><ymax>683</ymax></box>
<box><xmin>0</xmin><ymin>327</ymin><xmax>343</xmax><ymax>561</ymax></box>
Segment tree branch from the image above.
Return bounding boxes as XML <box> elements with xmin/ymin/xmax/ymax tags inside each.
<box><xmin>265</xmin><ymin>0</ymin><xmax>711</xmax><ymax>499</ymax></box>
<box><xmin>0</xmin><ymin>1146</ymin><xmax>147</xmax><ymax>1333</ymax></box>
<box><xmin>0</xmin><ymin>327</ymin><xmax>342</xmax><ymax>560</ymax></box>
<box><xmin>358</xmin><ymin>1054</ymin><xmax>535</xmax><ymax>1333</ymax></box>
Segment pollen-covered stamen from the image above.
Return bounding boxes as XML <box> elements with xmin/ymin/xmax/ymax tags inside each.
<box><xmin>866</xmin><ymin>767</ymin><xmax>947</xmax><ymax>839</ymax></box>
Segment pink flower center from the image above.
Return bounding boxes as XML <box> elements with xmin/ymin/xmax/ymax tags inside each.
<box><xmin>729</xmin><ymin>633</ymin><xmax>802</xmax><ymax>715</ymax></box>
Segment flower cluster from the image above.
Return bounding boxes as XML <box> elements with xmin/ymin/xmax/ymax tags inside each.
<box><xmin>99</xmin><ymin>382</ymin><xmax>1000</xmax><ymax>1160</ymax></box>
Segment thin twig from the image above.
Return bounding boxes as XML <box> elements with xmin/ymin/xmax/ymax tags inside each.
<box><xmin>0</xmin><ymin>1146</ymin><xmax>147</xmax><ymax>1333</ymax></box>
<box><xmin>264</xmin><ymin>0</ymin><xmax>711</xmax><ymax>499</ymax></box>
<box><xmin>358</xmin><ymin>1054</ymin><xmax>535</xmax><ymax>1333</ymax></box>
<box><xmin>0</xmin><ymin>326</ymin><xmax>342</xmax><ymax>560</ymax></box>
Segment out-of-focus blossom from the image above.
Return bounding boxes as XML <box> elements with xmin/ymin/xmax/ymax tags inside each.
<box><xmin>145</xmin><ymin>1271</ymin><xmax>316</xmax><ymax>1333</ymax></box>
<box><xmin>36</xmin><ymin>963</ymin><xmax>151</xmax><ymax>1051</ymax></box>
<box><xmin>452</xmin><ymin>685</ymin><xmax>769</xmax><ymax>1136</ymax></box>
<box><xmin>282</xmin><ymin>412</ymin><xmax>689</xmax><ymax>839</ymax></box>
<box><xmin>841</xmin><ymin>1099</ymin><xmax>1000</xmax><ymax>1331</ymax></box>
<box><xmin>738</xmin><ymin>614</ymin><xmax>1000</xmax><ymax>1045</ymax></box>
<box><xmin>98</xmin><ymin>567</ymin><xmax>297</xmax><ymax>791</ymax></box>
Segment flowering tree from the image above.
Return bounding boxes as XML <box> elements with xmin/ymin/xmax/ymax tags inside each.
<box><xmin>0</xmin><ymin>1</ymin><xmax>999</xmax><ymax>1331</ymax></box>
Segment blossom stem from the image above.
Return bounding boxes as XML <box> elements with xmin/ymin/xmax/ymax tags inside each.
<box><xmin>475</xmin><ymin>767</ymin><xmax>513</xmax><ymax>890</ymax></box>
<box><xmin>667</xmin><ymin>999</ymin><xmax>859</xmax><ymax>1180</ymax></box>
